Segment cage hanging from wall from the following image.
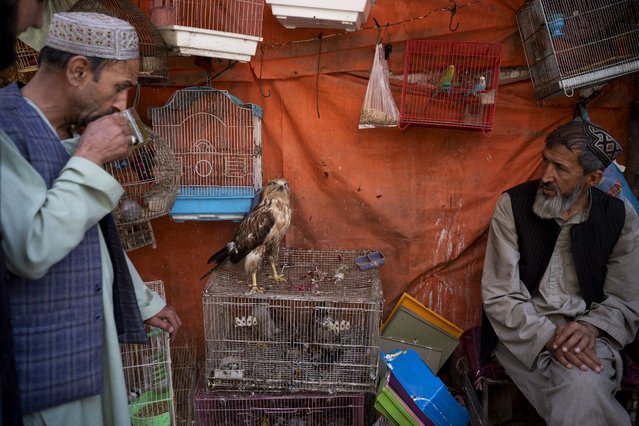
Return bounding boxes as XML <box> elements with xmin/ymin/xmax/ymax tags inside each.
<box><xmin>194</xmin><ymin>380</ymin><xmax>366</xmax><ymax>426</ymax></box>
<box><xmin>121</xmin><ymin>280</ymin><xmax>175</xmax><ymax>426</ymax></box>
<box><xmin>70</xmin><ymin>0</ymin><xmax>169</xmax><ymax>81</ymax></box>
<box><xmin>265</xmin><ymin>0</ymin><xmax>375</xmax><ymax>32</ymax></box>
<box><xmin>203</xmin><ymin>248</ymin><xmax>383</xmax><ymax>393</ymax></box>
<box><xmin>14</xmin><ymin>39</ymin><xmax>39</xmax><ymax>75</ymax></box>
<box><xmin>517</xmin><ymin>0</ymin><xmax>639</xmax><ymax>100</ymax></box>
<box><xmin>399</xmin><ymin>40</ymin><xmax>502</xmax><ymax>132</ymax></box>
<box><xmin>150</xmin><ymin>86</ymin><xmax>263</xmax><ymax>222</ymax></box>
<box><xmin>103</xmin><ymin>127</ymin><xmax>180</xmax><ymax>227</ymax></box>
<box><xmin>117</xmin><ymin>220</ymin><xmax>157</xmax><ymax>252</ymax></box>
<box><xmin>151</xmin><ymin>0</ymin><xmax>264</xmax><ymax>62</ymax></box>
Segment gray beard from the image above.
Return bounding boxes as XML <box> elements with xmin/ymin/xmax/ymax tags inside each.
<box><xmin>532</xmin><ymin>181</ymin><xmax>585</xmax><ymax>219</ymax></box>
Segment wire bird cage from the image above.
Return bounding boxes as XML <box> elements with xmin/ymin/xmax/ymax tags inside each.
<box><xmin>150</xmin><ymin>86</ymin><xmax>263</xmax><ymax>222</ymax></box>
<box><xmin>151</xmin><ymin>0</ymin><xmax>264</xmax><ymax>62</ymax></box>
<box><xmin>118</xmin><ymin>220</ymin><xmax>157</xmax><ymax>252</ymax></box>
<box><xmin>103</xmin><ymin>127</ymin><xmax>180</xmax><ymax>227</ymax></box>
<box><xmin>265</xmin><ymin>0</ymin><xmax>376</xmax><ymax>32</ymax></box>
<box><xmin>203</xmin><ymin>248</ymin><xmax>383</xmax><ymax>394</ymax></box>
<box><xmin>399</xmin><ymin>40</ymin><xmax>502</xmax><ymax>132</ymax></box>
<box><xmin>170</xmin><ymin>339</ymin><xmax>198</xmax><ymax>425</ymax></box>
<box><xmin>194</xmin><ymin>380</ymin><xmax>365</xmax><ymax>426</ymax></box>
<box><xmin>70</xmin><ymin>0</ymin><xmax>169</xmax><ymax>81</ymax></box>
<box><xmin>517</xmin><ymin>0</ymin><xmax>639</xmax><ymax>99</ymax></box>
<box><xmin>120</xmin><ymin>280</ymin><xmax>175</xmax><ymax>426</ymax></box>
<box><xmin>14</xmin><ymin>39</ymin><xmax>39</xmax><ymax>75</ymax></box>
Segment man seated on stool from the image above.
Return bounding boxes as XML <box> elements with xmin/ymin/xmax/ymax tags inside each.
<box><xmin>481</xmin><ymin>118</ymin><xmax>639</xmax><ymax>425</ymax></box>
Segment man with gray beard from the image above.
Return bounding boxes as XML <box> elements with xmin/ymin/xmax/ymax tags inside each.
<box><xmin>480</xmin><ymin>118</ymin><xmax>639</xmax><ymax>426</ymax></box>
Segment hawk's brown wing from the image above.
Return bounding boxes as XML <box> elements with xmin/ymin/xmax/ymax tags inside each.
<box><xmin>228</xmin><ymin>201</ymin><xmax>276</xmax><ymax>264</ymax></box>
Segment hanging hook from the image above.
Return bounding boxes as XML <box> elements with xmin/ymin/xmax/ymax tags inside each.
<box><xmin>258</xmin><ymin>46</ymin><xmax>271</xmax><ymax>98</ymax></box>
<box><xmin>448</xmin><ymin>0</ymin><xmax>459</xmax><ymax>32</ymax></box>
<box><xmin>373</xmin><ymin>17</ymin><xmax>382</xmax><ymax>44</ymax></box>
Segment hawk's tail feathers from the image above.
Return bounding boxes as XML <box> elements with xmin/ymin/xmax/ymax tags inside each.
<box><xmin>202</xmin><ymin>243</ymin><xmax>237</xmax><ymax>281</ymax></box>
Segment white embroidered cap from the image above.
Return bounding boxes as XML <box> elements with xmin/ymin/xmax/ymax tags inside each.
<box><xmin>46</xmin><ymin>12</ymin><xmax>139</xmax><ymax>60</ymax></box>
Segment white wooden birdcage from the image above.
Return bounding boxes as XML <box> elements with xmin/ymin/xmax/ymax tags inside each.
<box><xmin>517</xmin><ymin>0</ymin><xmax>639</xmax><ymax>99</ymax></box>
<box><xmin>121</xmin><ymin>280</ymin><xmax>175</xmax><ymax>426</ymax></box>
<box><xmin>151</xmin><ymin>0</ymin><xmax>264</xmax><ymax>62</ymax></box>
<box><xmin>202</xmin><ymin>248</ymin><xmax>383</xmax><ymax>394</ymax></box>
<box><xmin>104</xmin><ymin>127</ymin><xmax>180</xmax><ymax>227</ymax></box>
<box><xmin>265</xmin><ymin>0</ymin><xmax>375</xmax><ymax>32</ymax></box>
<box><xmin>150</xmin><ymin>86</ymin><xmax>263</xmax><ymax>222</ymax></box>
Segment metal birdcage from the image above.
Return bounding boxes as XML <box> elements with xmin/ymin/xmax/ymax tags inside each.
<box><xmin>399</xmin><ymin>40</ymin><xmax>502</xmax><ymax>132</ymax></box>
<box><xmin>120</xmin><ymin>280</ymin><xmax>175</xmax><ymax>426</ymax></box>
<box><xmin>265</xmin><ymin>0</ymin><xmax>376</xmax><ymax>32</ymax></box>
<box><xmin>150</xmin><ymin>86</ymin><xmax>263</xmax><ymax>222</ymax></box>
<box><xmin>70</xmin><ymin>0</ymin><xmax>169</xmax><ymax>81</ymax></box>
<box><xmin>14</xmin><ymin>39</ymin><xmax>39</xmax><ymax>75</ymax></box>
<box><xmin>170</xmin><ymin>338</ymin><xmax>198</xmax><ymax>425</ymax></box>
<box><xmin>194</xmin><ymin>381</ymin><xmax>366</xmax><ymax>426</ymax></box>
<box><xmin>517</xmin><ymin>0</ymin><xmax>639</xmax><ymax>99</ymax></box>
<box><xmin>103</xmin><ymin>127</ymin><xmax>180</xmax><ymax>227</ymax></box>
<box><xmin>203</xmin><ymin>248</ymin><xmax>383</xmax><ymax>394</ymax></box>
<box><xmin>151</xmin><ymin>0</ymin><xmax>264</xmax><ymax>61</ymax></box>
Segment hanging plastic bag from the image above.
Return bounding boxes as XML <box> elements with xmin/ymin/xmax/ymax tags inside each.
<box><xmin>358</xmin><ymin>43</ymin><xmax>399</xmax><ymax>129</ymax></box>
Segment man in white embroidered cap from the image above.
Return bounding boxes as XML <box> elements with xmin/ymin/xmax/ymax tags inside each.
<box><xmin>480</xmin><ymin>118</ymin><xmax>639</xmax><ymax>425</ymax></box>
<box><xmin>0</xmin><ymin>12</ymin><xmax>181</xmax><ymax>426</ymax></box>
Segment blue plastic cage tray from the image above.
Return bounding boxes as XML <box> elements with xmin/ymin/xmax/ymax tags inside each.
<box><xmin>356</xmin><ymin>251</ymin><xmax>385</xmax><ymax>271</ymax></box>
<box><xmin>169</xmin><ymin>186</ymin><xmax>260</xmax><ymax>222</ymax></box>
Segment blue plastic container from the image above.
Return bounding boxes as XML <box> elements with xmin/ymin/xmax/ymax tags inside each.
<box><xmin>381</xmin><ymin>349</ymin><xmax>470</xmax><ymax>426</ymax></box>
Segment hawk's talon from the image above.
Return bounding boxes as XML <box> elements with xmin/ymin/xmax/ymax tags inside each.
<box><xmin>249</xmin><ymin>285</ymin><xmax>264</xmax><ymax>294</ymax></box>
<box><xmin>268</xmin><ymin>273</ymin><xmax>287</xmax><ymax>284</ymax></box>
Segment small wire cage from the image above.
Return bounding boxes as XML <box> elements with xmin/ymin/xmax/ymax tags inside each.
<box><xmin>151</xmin><ymin>0</ymin><xmax>264</xmax><ymax>61</ymax></box>
<box><xmin>70</xmin><ymin>0</ymin><xmax>169</xmax><ymax>81</ymax></box>
<box><xmin>517</xmin><ymin>0</ymin><xmax>639</xmax><ymax>99</ymax></box>
<box><xmin>194</xmin><ymin>381</ymin><xmax>366</xmax><ymax>426</ymax></box>
<box><xmin>118</xmin><ymin>220</ymin><xmax>157</xmax><ymax>252</ymax></box>
<box><xmin>120</xmin><ymin>280</ymin><xmax>175</xmax><ymax>426</ymax></box>
<box><xmin>170</xmin><ymin>338</ymin><xmax>198</xmax><ymax>425</ymax></box>
<box><xmin>104</xmin><ymin>128</ymin><xmax>180</xmax><ymax>226</ymax></box>
<box><xmin>203</xmin><ymin>248</ymin><xmax>384</xmax><ymax>393</ymax></box>
<box><xmin>150</xmin><ymin>86</ymin><xmax>263</xmax><ymax>221</ymax></box>
<box><xmin>399</xmin><ymin>40</ymin><xmax>502</xmax><ymax>132</ymax></box>
<box><xmin>14</xmin><ymin>39</ymin><xmax>39</xmax><ymax>75</ymax></box>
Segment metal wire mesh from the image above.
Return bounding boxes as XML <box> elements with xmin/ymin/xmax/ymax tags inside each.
<box><xmin>120</xmin><ymin>280</ymin><xmax>175</xmax><ymax>425</ymax></box>
<box><xmin>14</xmin><ymin>39</ymin><xmax>38</xmax><ymax>75</ymax></box>
<box><xmin>194</xmin><ymin>381</ymin><xmax>366</xmax><ymax>426</ymax></box>
<box><xmin>117</xmin><ymin>220</ymin><xmax>157</xmax><ymax>252</ymax></box>
<box><xmin>104</xmin><ymin>128</ymin><xmax>180</xmax><ymax>226</ymax></box>
<box><xmin>399</xmin><ymin>40</ymin><xmax>502</xmax><ymax>132</ymax></box>
<box><xmin>151</xmin><ymin>0</ymin><xmax>264</xmax><ymax>60</ymax></box>
<box><xmin>203</xmin><ymin>248</ymin><xmax>383</xmax><ymax>393</ymax></box>
<box><xmin>517</xmin><ymin>0</ymin><xmax>639</xmax><ymax>99</ymax></box>
<box><xmin>170</xmin><ymin>339</ymin><xmax>198</xmax><ymax>425</ymax></box>
<box><xmin>151</xmin><ymin>0</ymin><xmax>264</xmax><ymax>37</ymax></box>
<box><xmin>70</xmin><ymin>0</ymin><xmax>169</xmax><ymax>81</ymax></box>
<box><xmin>150</xmin><ymin>87</ymin><xmax>262</xmax><ymax>215</ymax></box>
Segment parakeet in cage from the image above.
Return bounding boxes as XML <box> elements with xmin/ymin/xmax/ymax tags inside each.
<box><xmin>201</xmin><ymin>178</ymin><xmax>292</xmax><ymax>294</ymax></box>
<box><xmin>432</xmin><ymin>64</ymin><xmax>455</xmax><ymax>97</ymax></box>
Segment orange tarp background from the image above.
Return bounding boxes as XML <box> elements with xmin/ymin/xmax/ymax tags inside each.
<box><xmin>128</xmin><ymin>0</ymin><xmax>635</xmax><ymax>353</ymax></box>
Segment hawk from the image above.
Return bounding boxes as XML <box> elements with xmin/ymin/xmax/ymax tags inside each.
<box><xmin>202</xmin><ymin>178</ymin><xmax>291</xmax><ymax>293</ymax></box>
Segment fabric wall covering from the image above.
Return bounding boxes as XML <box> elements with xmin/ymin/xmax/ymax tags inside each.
<box><xmin>128</xmin><ymin>0</ymin><xmax>635</xmax><ymax>350</ymax></box>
